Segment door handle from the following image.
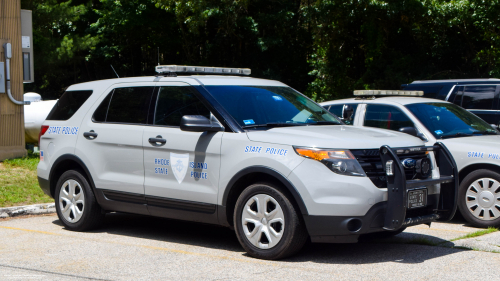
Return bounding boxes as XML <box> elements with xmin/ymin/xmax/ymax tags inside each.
<box><xmin>83</xmin><ymin>130</ymin><xmax>98</xmax><ymax>140</ymax></box>
<box><xmin>149</xmin><ymin>135</ymin><xmax>166</xmax><ymax>146</ymax></box>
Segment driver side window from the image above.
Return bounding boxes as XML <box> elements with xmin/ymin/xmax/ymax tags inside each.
<box><xmin>364</xmin><ymin>104</ymin><xmax>414</xmax><ymax>131</ymax></box>
<box><xmin>328</xmin><ymin>104</ymin><xmax>358</xmax><ymax>125</ymax></box>
<box><xmin>154</xmin><ymin>86</ymin><xmax>211</xmax><ymax>126</ymax></box>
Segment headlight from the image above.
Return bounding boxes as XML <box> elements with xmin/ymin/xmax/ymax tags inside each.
<box><xmin>293</xmin><ymin>147</ymin><xmax>366</xmax><ymax>177</ymax></box>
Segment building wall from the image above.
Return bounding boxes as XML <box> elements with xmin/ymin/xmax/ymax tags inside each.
<box><xmin>0</xmin><ymin>0</ymin><xmax>27</xmax><ymax>160</ymax></box>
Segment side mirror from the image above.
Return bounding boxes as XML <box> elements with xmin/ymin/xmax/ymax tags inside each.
<box><xmin>399</xmin><ymin>127</ymin><xmax>427</xmax><ymax>141</ymax></box>
<box><xmin>180</xmin><ymin>115</ymin><xmax>224</xmax><ymax>132</ymax></box>
<box><xmin>399</xmin><ymin>127</ymin><xmax>418</xmax><ymax>137</ymax></box>
<box><xmin>342</xmin><ymin>104</ymin><xmax>354</xmax><ymax>121</ymax></box>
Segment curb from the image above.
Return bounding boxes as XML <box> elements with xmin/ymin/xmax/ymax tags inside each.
<box><xmin>451</xmin><ymin>231</ymin><xmax>500</xmax><ymax>253</ymax></box>
<box><xmin>0</xmin><ymin>203</ymin><xmax>56</xmax><ymax>218</ymax></box>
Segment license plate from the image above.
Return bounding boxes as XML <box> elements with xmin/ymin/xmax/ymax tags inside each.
<box><xmin>408</xmin><ymin>189</ymin><xmax>427</xmax><ymax>209</ymax></box>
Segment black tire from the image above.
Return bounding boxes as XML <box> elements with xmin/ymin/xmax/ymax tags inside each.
<box><xmin>458</xmin><ymin>169</ymin><xmax>500</xmax><ymax>228</ymax></box>
<box><xmin>55</xmin><ymin>170</ymin><xmax>105</xmax><ymax>231</ymax></box>
<box><xmin>234</xmin><ymin>182</ymin><xmax>308</xmax><ymax>260</ymax></box>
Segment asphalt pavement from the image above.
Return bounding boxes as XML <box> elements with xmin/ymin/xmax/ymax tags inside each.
<box><xmin>0</xmin><ymin>213</ymin><xmax>498</xmax><ymax>280</ymax></box>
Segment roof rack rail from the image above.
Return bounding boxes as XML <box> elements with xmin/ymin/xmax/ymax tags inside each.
<box><xmin>155</xmin><ymin>65</ymin><xmax>251</xmax><ymax>76</ymax></box>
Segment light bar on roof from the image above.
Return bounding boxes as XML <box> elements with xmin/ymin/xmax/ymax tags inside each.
<box><xmin>353</xmin><ymin>90</ymin><xmax>424</xmax><ymax>96</ymax></box>
<box><xmin>155</xmin><ymin>65</ymin><xmax>251</xmax><ymax>75</ymax></box>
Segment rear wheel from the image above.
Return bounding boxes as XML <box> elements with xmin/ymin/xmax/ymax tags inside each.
<box><xmin>234</xmin><ymin>183</ymin><xmax>307</xmax><ymax>260</ymax></box>
<box><xmin>458</xmin><ymin>169</ymin><xmax>500</xmax><ymax>228</ymax></box>
<box><xmin>55</xmin><ymin>170</ymin><xmax>105</xmax><ymax>231</ymax></box>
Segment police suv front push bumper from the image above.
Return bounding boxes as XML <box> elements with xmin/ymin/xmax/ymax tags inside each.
<box><xmin>304</xmin><ymin>142</ymin><xmax>458</xmax><ymax>243</ymax></box>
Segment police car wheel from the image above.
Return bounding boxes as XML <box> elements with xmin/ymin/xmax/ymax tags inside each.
<box><xmin>234</xmin><ymin>183</ymin><xmax>307</xmax><ymax>260</ymax></box>
<box><xmin>55</xmin><ymin>170</ymin><xmax>105</xmax><ymax>231</ymax></box>
<box><xmin>458</xmin><ymin>169</ymin><xmax>500</xmax><ymax>228</ymax></box>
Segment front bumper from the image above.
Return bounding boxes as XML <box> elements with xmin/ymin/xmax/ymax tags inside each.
<box><xmin>305</xmin><ymin>143</ymin><xmax>458</xmax><ymax>243</ymax></box>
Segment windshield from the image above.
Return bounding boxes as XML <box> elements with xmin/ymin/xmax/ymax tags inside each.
<box><xmin>205</xmin><ymin>86</ymin><xmax>341</xmax><ymax>128</ymax></box>
<box><xmin>405</xmin><ymin>102</ymin><xmax>498</xmax><ymax>139</ymax></box>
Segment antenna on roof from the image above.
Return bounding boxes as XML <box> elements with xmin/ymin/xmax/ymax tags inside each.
<box><xmin>110</xmin><ymin>65</ymin><xmax>120</xmax><ymax>78</ymax></box>
<box><xmin>157</xmin><ymin>47</ymin><xmax>160</xmax><ymax>66</ymax></box>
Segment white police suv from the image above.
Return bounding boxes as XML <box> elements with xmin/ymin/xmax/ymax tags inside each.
<box><xmin>322</xmin><ymin>90</ymin><xmax>500</xmax><ymax>228</ymax></box>
<box><xmin>38</xmin><ymin>66</ymin><xmax>457</xmax><ymax>260</ymax></box>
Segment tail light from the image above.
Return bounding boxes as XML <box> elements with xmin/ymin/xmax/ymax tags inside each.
<box><xmin>39</xmin><ymin>125</ymin><xmax>49</xmax><ymax>144</ymax></box>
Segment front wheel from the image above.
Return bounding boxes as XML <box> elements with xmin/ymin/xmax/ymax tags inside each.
<box><xmin>55</xmin><ymin>170</ymin><xmax>105</xmax><ymax>231</ymax></box>
<box><xmin>458</xmin><ymin>169</ymin><xmax>500</xmax><ymax>228</ymax></box>
<box><xmin>234</xmin><ymin>183</ymin><xmax>308</xmax><ymax>260</ymax></box>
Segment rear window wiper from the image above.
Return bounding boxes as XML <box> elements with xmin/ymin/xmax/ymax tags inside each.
<box><xmin>242</xmin><ymin>122</ymin><xmax>308</xmax><ymax>129</ymax></box>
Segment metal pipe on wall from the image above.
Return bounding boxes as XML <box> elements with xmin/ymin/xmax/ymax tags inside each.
<box><xmin>3</xmin><ymin>43</ymin><xmax>29</xmax><ymax>105</ymax></box>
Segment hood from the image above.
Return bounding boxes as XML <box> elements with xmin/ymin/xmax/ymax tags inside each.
<box><xmin>246</xmin><ymin>125</ymin><xmax>425</xmax><ymax>149</ymax></box>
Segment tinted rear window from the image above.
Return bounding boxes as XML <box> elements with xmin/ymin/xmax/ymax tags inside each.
<box><xmin>104</xmin><ymin>87</ymin><xmax>155</xmax><ymax>124</ymax></box>
<box><xmin>461</xmin><ymin>86</ymin><xmax>497</xmax><ymax>110</ymax></box>
<box><xmin>46</xmin><ymin>90</ymin><xmax>93</xmax><ymax>120</ymax></box>
<box><xmin>92</xmin><ymin>92</ymin><xmax>112</xmax><ymax>122</ymax></box>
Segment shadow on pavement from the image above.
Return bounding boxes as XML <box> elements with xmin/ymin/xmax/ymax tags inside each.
<box><xmin>53</xmin><ymin>212</ymin><xmax>242</xmax><ymax>252</ymax></box>
<box><xmin>52</xmin><ymin>213</ymin><xmax>469</xmax><ymax>264</ymax></box>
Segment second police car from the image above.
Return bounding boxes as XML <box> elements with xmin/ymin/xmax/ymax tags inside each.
<box><xmin>37</xmin><ymin>66</ymin><xmax>457</xmax><ymax>260</ymax></box>
<box><xmin>322</xmin><ymin>90</ymin><xmax>500</xmax><ymax>228</ymax></box>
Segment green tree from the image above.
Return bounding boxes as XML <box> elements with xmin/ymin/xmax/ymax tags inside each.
<box><xmin>21</xmin><ymin>0</ymin><xmax>500</xmax><ymax>102</ymax></box>
<box><xmin>154</xmin><ymin>0</ymin><xmax>314</xmax><ymax>91</ymax></box>
<box><xmin>306</xmin><ymin>0</ymin><xmax>500</xmax><ymax>101</ymax></box>
<box><xmin>22</xmin><ymin>0</ymin><xmax>98</xmax><ymax>98</ymax></box>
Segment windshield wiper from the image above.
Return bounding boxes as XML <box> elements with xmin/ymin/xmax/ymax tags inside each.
<box><xmin>440</xmin><ymin>132</ymin><xmax>474</xmax><ymax>139</ymax></box>
<box><xmin>309</xmin><ymin>121</ymin><xmax>341</xmax><ymax>126</ymax></box>
<box><xmin>242</xmin><ymin>121</ymin><xmax>341</xmax><ymax>129</ymax></box>
<box><xmin>472</xmin><ymin>130</ymin><xmax>498</xmax><ymax>135</ymax></box>
<box><xmin>242</xmin><ymin>122</ymin><xmax>308</xmax><ymax>129</ymax></box>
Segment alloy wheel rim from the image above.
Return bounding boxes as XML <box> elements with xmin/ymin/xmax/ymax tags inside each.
<box><xmin>465</xmin><ymin>178</ymin><xmax>500</xmax><ymax>221</ymax></box>
<box><xmin>241</xmin><ymin>194</ymin><xmax>285</xmax><ymax>249</ymax></box>
<box><xmin>59</xmin><ymin>179</ymin><xmax>85</xmax><ymax>223</ymax></box>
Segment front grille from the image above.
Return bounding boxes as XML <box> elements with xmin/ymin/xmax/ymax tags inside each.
<box><xmin>351</xmin><ymin>148</ymin><xmax>430</xmax><ymax>188</ymax></box>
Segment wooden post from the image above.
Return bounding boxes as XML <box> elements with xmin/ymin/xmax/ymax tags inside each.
<box><xmin>0</xmin><ymin>0</ymin><xmax>27</xmax><ymax>160</ymax></box>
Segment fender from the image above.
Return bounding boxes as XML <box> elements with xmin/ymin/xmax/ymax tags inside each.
<box><xmin>222</xmin><ymin>166</ymin><xmax>308</xmax><ymax>215</ymax></box>
<box><xmin>49</xmin><ymin>154</ymin><xmax>97</xmax><ymax>196</ymax></box>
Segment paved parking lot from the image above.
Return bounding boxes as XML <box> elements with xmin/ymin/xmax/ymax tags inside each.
<box><xmin>0</xmin><ymin>213</ymin><xmax>498</xmax><ymax>280</ymax></box>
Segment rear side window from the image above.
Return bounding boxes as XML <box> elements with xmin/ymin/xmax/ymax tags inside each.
<box><xmin>92</xmin><ymin>87</ymin><xmax>155</xmax><ymax>124</ymax></box>
<box><xmin>154</xmin><ymin>86</ymin><xmax>210</xmax><ymax>126</ymax></box>
<box><xmin>46</xmin><ymin>90</ymin><xmax>93</xmax><ymax>120</ymax></box>
<box><xmin>92</xmin><ymin>92</ymin><xmax>112</xmax><ymax>122</ymax></box>
<box><xmin>461</xmin><ymin>86</ymin><xmax>497</xmax><ymax>110</ymax></box>
<box><xmin>364</xmin><ymin>104</ymin><xmax>414</xmax><ymax>131</ymax></box>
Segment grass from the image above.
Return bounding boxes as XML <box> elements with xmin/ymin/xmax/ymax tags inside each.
<box><xmin>0</xmin><ymin>151</ymin><xmax>52</xmax><ymax>207</ymax></box>
<box><xmin>449</xmin><ymin>227</ymin><xmax>499</xmax><ymax>242</ymax></box>
<box><xmin>471</xmin><ymin>247</ymin><xmax>500</xmax><ymax>254</ymax></box>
